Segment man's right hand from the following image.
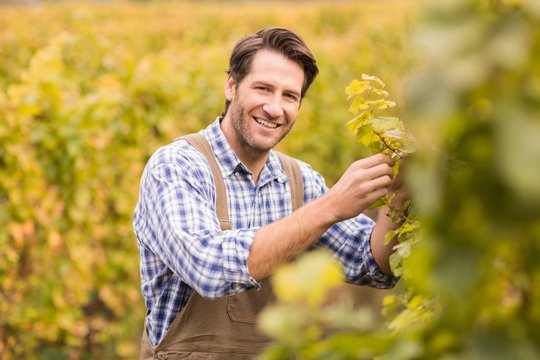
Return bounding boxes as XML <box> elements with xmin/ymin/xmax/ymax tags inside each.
<box><xmin>325</xmin><ymin>153</ymin><xmax>395</xmax><ymax>222</ymax></box>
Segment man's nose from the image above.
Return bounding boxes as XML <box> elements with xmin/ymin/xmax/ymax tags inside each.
<box><xmin>263</xmin><ymin>97</ymin><xmax>284</xmax><ymax>118</ymax></box>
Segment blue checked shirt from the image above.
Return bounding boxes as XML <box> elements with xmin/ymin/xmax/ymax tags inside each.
<box><xmin>133</xmin><ymin>118</ymin><xmax>397</xmax><ymax>346</ymax></box>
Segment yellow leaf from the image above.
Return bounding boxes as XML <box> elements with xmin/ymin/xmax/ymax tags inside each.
<box><xmin>361</xmin><ymin>73</ymin><xmax>385</xmax><ymax>88</ymax></box>
<box><xmin>272</xmin><ymin>249</ymin><xmax>344</xmax><ymax>307</ymax></box>
<box><xmin>345</xmin><ymin>79</ymin><xmax>370</xmax><ymax>98</ymax></box>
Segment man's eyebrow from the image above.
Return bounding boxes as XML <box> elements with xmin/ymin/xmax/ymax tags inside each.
<box><xmin>252</xmin><ymin>80</ymin><xmax>273</xmax><ymax>87</ymax></box>
<box><xmin>252</xmin><ymin>80</ymin><xmax>301</xmax><ymax>97</ymax></box>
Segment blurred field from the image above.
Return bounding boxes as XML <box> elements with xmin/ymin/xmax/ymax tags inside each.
<box><xmin>0</xmin><ymin>1</ymin><xmax>420</xmax><ymax>358</ymax></box>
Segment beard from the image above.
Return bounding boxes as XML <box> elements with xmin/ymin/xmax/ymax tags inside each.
<box><xmin>229</xmin><ymin>100</ymin><xmax>291</xmax><ymax>154</ymax></box>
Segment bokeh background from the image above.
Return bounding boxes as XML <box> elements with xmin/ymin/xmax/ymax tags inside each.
<box><xmin>1</xmin><ymin>1</ymin><xmax>415</xmax><ymax>358</ymax></box>
<box><xmin>2</xmin><ymin>0</ymin><xmax>539</xmax><ymax>359</ymax></box>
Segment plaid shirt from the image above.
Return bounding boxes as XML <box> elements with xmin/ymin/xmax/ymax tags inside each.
<box><xmin>133</xmin><ymin>118</ymin><xmax>397</xmax><ymax>346</ymax></box>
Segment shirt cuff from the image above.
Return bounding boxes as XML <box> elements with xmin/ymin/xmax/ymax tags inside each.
<box><xmin>221</xmin><ymin>228</ymin><xmax>261</xmax><ymax>290</ymax></box>
<box><xmin>359</xmin><ymin>235</ymin><xmax>399</xmax><ymax>288</ymax></box>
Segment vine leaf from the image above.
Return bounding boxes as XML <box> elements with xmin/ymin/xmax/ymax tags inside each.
<box><xmin>345</xmin><ymin>75</ymin><xmax>415</xmax><ymax>160</ymax></box>
<box><xmin>345</xmin><ymin>74</ymin><xmax>418</xmax><ymax>275</ymax></box>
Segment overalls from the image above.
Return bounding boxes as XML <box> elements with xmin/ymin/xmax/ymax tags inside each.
<box><xmin>141</xmin><ymin>133</ymin><xmax>304</xmax><ymax>359</ymax></box>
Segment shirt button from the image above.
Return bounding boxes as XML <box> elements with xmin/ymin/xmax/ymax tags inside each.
<box><xmin>156</xmin><ymin>351</ymin><xmax>167</xmax><ymax>359</ymax></box>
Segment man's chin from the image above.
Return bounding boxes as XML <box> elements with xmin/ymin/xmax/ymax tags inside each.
<box><xmin>253</xmin><ymin>138</ymin><xmax>282</xmax><ymax>152</ymax></box>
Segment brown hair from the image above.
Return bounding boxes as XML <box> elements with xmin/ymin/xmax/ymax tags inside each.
<box><xmin>222</xmin><ymin>27</ymin><xmax>319</xmax><ymax>117</ymax></box>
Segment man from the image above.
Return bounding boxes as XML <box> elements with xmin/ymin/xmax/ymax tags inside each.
<box><xmin>134</xmin><ymin>27</ymin><xmax>405</xmax><ymax>359</ymax></box>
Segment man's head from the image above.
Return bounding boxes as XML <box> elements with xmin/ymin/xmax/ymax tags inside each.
<box><xmin>222</xmin><ymin>27</ymin><xmax>319</xmax><ymax>117</ymax></box>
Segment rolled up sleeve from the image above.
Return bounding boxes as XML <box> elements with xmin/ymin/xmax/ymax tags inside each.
<box><xmin>319</xmin><ymin>216</ymin><xmax>398</xmax><ymax>289</ymax></box>
<box><xmin>300</xmin><ymin>162</ymin><xmax>398</xmax><ymax>289</ymax></box>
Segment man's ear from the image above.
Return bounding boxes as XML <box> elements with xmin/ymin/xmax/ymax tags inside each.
<box><xmin>225</xmin><ymin>76</ymin><xmax>236</xmax><ymax>101</ymax></box>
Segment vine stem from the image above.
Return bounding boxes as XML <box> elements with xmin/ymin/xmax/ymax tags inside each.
<box><xmin>376</xmin><ymin>132</ymin><xmax>402</xmax><ymax>160</ymax></box>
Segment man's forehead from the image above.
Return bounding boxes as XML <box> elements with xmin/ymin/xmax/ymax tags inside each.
<box><xmin>244</xmin><ymin>50</ymin><xmax>304</xmax><ymax>86</ymax></box>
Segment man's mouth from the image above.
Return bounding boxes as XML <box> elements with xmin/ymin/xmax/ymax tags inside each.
<box><xmin>254</xmin><ymin>117</ymin><xmax>279</xmax><ymax>129</ymax></box>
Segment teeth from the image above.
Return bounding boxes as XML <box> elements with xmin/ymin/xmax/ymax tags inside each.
<box><xmin>255</xmin><ymin>117</ymin><xmax>278</xmax><ymax>129</ymax></box>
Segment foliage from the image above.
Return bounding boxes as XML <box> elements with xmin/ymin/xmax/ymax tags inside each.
<box><xmin>260</xmin><ymin>75</ymin><xmax>430</xmax><ymax>359</ymax></box>
<box><xmin>259</xmin><ymin>0</ymin><xmax>540</xmax><ymax>359</ymax></box>
<box><xmin>0</xmin><ymin>1</ymin><xmax>417</xmax><ymax>358</ymax></box>
<box><xmin>345</xmin><ymin>74</ymin><xmax>415</xmax><ymax>159</ymax></box>
<box><xmin>259</xmin><ymin>250</ymin><xmax>390</xmax><ymax>360</ymax></box>
<box><xmin>345</xmin><ymin>73</ymin><xmax>419</xmax><ymax>277</ymax></box>
<box><xmin>402</xmin><ymin>0</ymin><xmax>540</xmax><ymax>357</ymax></box>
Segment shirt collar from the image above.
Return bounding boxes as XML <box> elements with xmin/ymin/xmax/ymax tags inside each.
<box><xmin>203</xmin><ymin>117</ymin><xmax>288</xmax><ymax>184</ymax></box>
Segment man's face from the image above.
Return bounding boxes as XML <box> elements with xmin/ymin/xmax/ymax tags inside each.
<box><xmin>222</xmin><ymin>49</ymin><xmax>304</xmax><ymax>156</ymax></box>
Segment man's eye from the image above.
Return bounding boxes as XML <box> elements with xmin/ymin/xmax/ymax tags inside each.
<box><xmin>285</xmin><ymin>93</ymin><xmax>299</xmax><ymax>102</ymax></box>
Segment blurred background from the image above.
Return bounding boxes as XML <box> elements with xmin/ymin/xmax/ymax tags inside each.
<box><xmin>1</xmin><ymin>0</ymin><xmax>539</xmax><ymax>359</ymax></box>
<box><xmin>0</xmin><ymin>1</ymin><xmax>415</xmax><ymax>358</ymax></box>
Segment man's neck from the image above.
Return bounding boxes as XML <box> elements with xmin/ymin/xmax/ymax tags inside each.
<box><xmin>238</xmin><ymin>149</ymin><xmax>269</xmax><ymax>184</ymax></box>
<box><xmin>219</xmin><ymin>119</ymin><xmax>269</xmax><ymax>183</ymax></box>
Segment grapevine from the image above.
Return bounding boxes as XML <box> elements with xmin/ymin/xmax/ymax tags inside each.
<box><xmin>345</xmin><ymin>75</ymin><xmax>437</xmax><ymax>344</ymax></box>
<box><xmin>346</xmin><ymin>74</ymin><xmax>419</xmax><ymax>277</ymax></box>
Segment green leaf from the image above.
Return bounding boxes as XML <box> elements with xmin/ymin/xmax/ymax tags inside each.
<box><xmin>355</xmin><ymin>124</ymin><xmax>381</xmax><ymax>151</ymax></box>
<box><xmin>370</xmin><ymin>116</ymin><xmax>403</xmax><ymax>133</ymax></box>
<box><xmin>348</xmin><ymin>96</ymin><xmax>368</xmax><ymax>115</ymax></box>
<box><xmin>368</xmin><ymin>196</ymin><xmax>387</xmax><ymax>210</ymax></box>
<box><xmin>389</xmin><ymin>252</ymin><xmax>403</xmax><ymax>277</ymax></box>
<box><xmin>345</xmin><ymin>111</ymin><xmax>372</xmax><ymax>133</ymax></box>
<box><xmin>384</xmin><ymin>230</ymin><xmax>397</xmax><ymax>245</ymax></box>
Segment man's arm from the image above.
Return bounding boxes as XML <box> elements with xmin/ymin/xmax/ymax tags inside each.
<box><xmin>370</xmin><ymin>163</ymin><xmax>409</xmax><ymax>275</ymax></box>
<box><xmin>369</xmin><ymin>206</ymin><xmax>400</xmax><ymax>276</ymax></box>
<box><xmin>248</xmin><ymin>153</ymin><xmax>396</xmax><ymax>281</ymax></box>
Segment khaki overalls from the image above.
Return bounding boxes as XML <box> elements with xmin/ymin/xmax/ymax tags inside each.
<box><xmin>141</xmin><ymin>133</ymin><xmax>304</xmax><ymax>359</ymax></box>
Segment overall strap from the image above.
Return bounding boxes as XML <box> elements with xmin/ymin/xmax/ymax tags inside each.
<box><xmin>181</xmin><ymin>133</ymin><xmax>231</xmax><ymax>230</ymax></box>
<box><xmin>275</xmin><ymin>152</ymin><xmax>304</xmax><ymax>211</ymax></box>
<box><xmin>180</xmin><ymin>133</ymin><xmax>305</xmax><ymax>228</ymax></box>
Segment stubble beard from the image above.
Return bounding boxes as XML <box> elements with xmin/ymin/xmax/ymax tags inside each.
<box><xmin>230</xmin><ymin>102</ymin><xmax>291</xmax><ymax>154</ymax></box>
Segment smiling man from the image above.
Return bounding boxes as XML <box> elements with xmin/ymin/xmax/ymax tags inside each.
<box><xmin>222</xmin><ymin>49</ymin><xmax>302</xmax><ymax>180</ymax></box>
<box><xmin>134</xmin><ymin>27</ymin><xmax>406</xmax><ymax>359</ymax></box>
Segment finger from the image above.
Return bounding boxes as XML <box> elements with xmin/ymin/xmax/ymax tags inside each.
<box><xmin>357</xmin><ymin>162</ymin><xmax>394</xmax><ymax>182</ymax></box>
<box><xmin>354</xmin><ymin>174</ymin><xmax>393</xmax><ymax>200</ymax></box>
<box><xmin>365</xmin><ymin>174</ymin><xmax>393</xmax><ymax>193</ymax></box>
<box><xmin>354</xmin><ymin>153</ymin><xmax>394</xmax><ymax>169</ymax></box>
<box><xmin>365</xmin><ymin>187</ymin><xmax>390</xmax><ymax>206</ymax></box>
